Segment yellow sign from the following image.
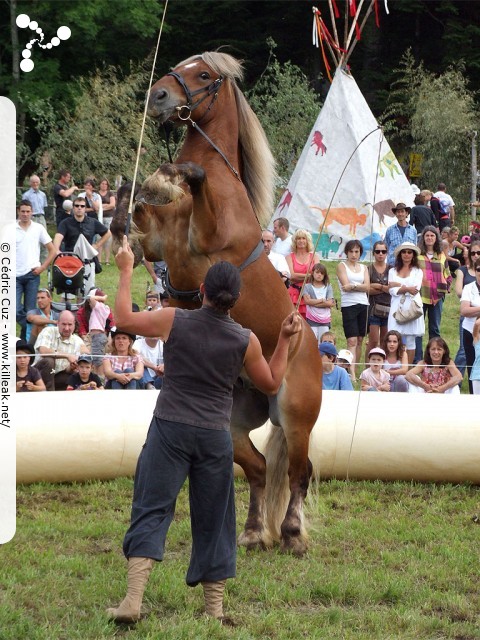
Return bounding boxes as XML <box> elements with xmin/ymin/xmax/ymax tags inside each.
<box><xmin>409</xmin><ymin>153</ymin><xmax>423</xmax><ymax>178</ymax></box>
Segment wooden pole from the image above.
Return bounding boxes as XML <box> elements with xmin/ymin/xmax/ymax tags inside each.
<box><xmin>342</xmin><ymin>0</ymin><xmax>375</xmax><ymax>68</ymax></box>
<box><xmin>342</xmin><ymin>0</ymin><xmax>366</xmax><ymax>64</ymax></box>
<box><xmin>328</xmin><ymin>0</ymin><xmax>341</xmax><ymax>54</ymax></box>
<box><xmin>471</xmin><ymin>131</ymin><xmax>478</xmax><ymax>220</ymax></box>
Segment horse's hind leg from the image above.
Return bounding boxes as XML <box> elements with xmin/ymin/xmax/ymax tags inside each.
<box><xmin>265</xmin><ymin>422</ymin><xmax>313</xmax><ymax>557</ymax></box>
<box><xmin>232</xmin><ymin>432</ymin><xmax>273</xmax><ymax>551</ymax></box>
<box><xmin>281</xmin><ymin>429</ymin><xmax>313</xmax><ymax>557</ymax></box>
<box><xmin>231</xmin><ymin>386</ymin><xmax>272</xmax><ymax>551</ymax></box>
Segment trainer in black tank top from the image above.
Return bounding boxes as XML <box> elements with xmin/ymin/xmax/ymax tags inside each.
<box><xmin>155</xmin><ymin>306</ymin><xmax>250</xmax><ymax>430</ymax></box>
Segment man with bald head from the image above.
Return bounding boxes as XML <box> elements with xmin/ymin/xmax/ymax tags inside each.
<box><xmin>34</xmin><ymin>310</ymin><xmax>89</xmax><ymax>390</ymax></box>
<box><xmin>262</xmin><ymin>229</ymin><xmax>290</xmax><ymax>286</ymax></box>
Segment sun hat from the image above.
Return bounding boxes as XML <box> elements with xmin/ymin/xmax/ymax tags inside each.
<box><xmin>394</xmin><ymin>241</ymin><xmax>420</xmax><ymax>257</ymax></box>
<box><xmin>391</xmin><ymin>202</ymin><xmax>412</xmax><ymax>214</ymax></box>
<box><xmin>319</xmin><ymin>342</ymin><xmax>337</xmax><ymax>357</ymax></box>
<box><xmin>337</xmin><ymin>348</ymin><xmax>353</xmax><ymax>364</ymax></box>
<box><xmin>368</xmin><ymin>347</ymin><xmax>386</xmax><ymax>359</ymax></box>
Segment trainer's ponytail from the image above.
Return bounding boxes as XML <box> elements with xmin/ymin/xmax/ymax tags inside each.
<box><xmin>204</xmin><ymin>261</ymin><xmax>241</xmax><ymax>313</ymax></box>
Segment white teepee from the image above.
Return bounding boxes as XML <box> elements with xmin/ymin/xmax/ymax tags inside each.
<box><xmin>271</xmin><ymin>2</ymin><xmax>414</xmax><ymax>261</ymax></box>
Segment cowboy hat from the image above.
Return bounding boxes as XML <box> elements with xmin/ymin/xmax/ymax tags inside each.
<box><xmin>110</xmin><ymin>327</ymin><xmax>136</xmax><ymax>342</ymax></box>
<box><xmin>391</xmin><ymin>202</ymin><xmax>412</xmax><ymax>214</ymax></box>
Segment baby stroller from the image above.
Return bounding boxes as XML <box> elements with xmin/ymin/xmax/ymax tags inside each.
<box><xmin>48</xmin><ymin>252</ymin><xmax>87</xmax><ymax>312</ymax></box>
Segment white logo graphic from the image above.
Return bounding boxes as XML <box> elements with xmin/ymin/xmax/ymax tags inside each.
<box><xmin>16</xmin><ymin>13</ymin><xmax>71</xmax><ymax>73</ymax></box>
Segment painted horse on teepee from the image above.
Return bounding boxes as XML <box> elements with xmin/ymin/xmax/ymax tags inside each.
<box><xmin>111</xmin><ymin>52</ymin><xmax>322</xmax><ymax>556</ymax></box>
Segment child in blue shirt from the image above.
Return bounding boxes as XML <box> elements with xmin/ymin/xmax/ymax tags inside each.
<box><xmin>319</xmin><ymin>342</ymin><xmax>353</xmax><ymax>390</ymax></box>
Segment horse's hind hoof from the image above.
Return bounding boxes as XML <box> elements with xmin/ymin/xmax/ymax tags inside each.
<box><xmin>280</xmin><ymin>535</ymin><xmax>308</xmax><ymax>557</ymax></box>
<box><xmin>238</xmin><ymin>529</ymin><xmax>272</xmax><ymax>551</ymax></box>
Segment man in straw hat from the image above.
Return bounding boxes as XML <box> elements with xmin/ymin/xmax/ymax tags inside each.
<box><xmin>385</xmin><ymin>202</ymin><xmax>417</xmax><ymax>266</ymax></box>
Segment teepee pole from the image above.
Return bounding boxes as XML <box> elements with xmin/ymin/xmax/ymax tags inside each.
<box><xmin>328</xmin><ymin>0</ymin><xmax>341</xmax><ymax>52</ymax></box>
<box><xmin>324</xmin><ymin>29</ymin><xmax>341</xmax><ymax>68</ymax></box>
<box><xmin>343</xmin><ymin>0</ymin><xmax>349</xmax><ymax>52</ymax></box>
<box><xmin>342</xmin><ymin>0</ymin><xmax>375</xmax><ymax>67</ymax></box>
<box><xmin>342</xmin><ymin>0</ymin><xmax>366</xmax><ymax>65</ymax></box>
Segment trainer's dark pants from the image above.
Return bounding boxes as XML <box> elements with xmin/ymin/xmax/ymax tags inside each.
<box><xmin>123</xmin><ymin>416</ymin><xmax>236</xmax><ymax>586</ymax></box>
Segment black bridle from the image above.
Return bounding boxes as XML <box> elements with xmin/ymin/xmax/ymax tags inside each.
<box><xmin>163</xmin><ymin>69</ymin><xmax>241</xmax><ymax>181</ymax></box>
<box><xmin>167</xmin><ymin>70</ymin><xmax>224</xmax><ymax>115</ymax></box>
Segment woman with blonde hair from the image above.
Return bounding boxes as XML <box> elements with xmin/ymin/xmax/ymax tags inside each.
<box><xmin>285</xmin><ymin>229</ymin><xmax>321</xmax><ymax>319</ymax></box>
<box><xmin>104</xmin><ymin>328</ymin><xmax>144</xmax><ymax>389</ymax></box>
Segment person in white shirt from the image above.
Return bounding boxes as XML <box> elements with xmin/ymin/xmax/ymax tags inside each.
<box><xmin>16</xmin><ymin>200</ymin><xmax>56</xmax><ymax>340</ymax></box>
<box><xmin>272</xmin><ymin>217</ymin><xmax>293</xmax><ymax>256</ymax></box>
<box><xmin>434</xmin><ymin>183</ymin><xmax>455</xmax><ymax>225</ymax></box>
<box><xmin>134</xmin><ymin>335</ymin><xmax>165</xmax><ymax>390</ymax></box>
<box><xmin>262</xmin><ymin>229</ymin><xmax>290</xmax><ymax>286</ymax></box>
<box><xmin>79</xmin><ymin>178</ymin><xmax>103</xmax><ymax>221</ymax></box>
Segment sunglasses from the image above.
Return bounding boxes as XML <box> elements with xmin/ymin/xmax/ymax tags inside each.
<box><xmin>74</xmin><ymin>204</ymin><xmax>86</xmax><ymax>208</ymax></box>
<box><xmin>401</xmin><ymin>249</ymin><xmax>414</xmax><ymax>254</ymax></box>
<box><xmin>476</xmin><ymin>268</ymin><xmax>480</xmax><ymax>273</ymax></box>
<box><xmin>374</xmin><ymin>249</ymin><xmax>387</xmax><ymax>254</ymax></box>
<box><xmin>471</xmin><ymin>250</ymin><xmax>480</xmax><ymax>256</ymax></box>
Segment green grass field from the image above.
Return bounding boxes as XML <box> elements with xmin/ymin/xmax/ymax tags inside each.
<box><xmin>11</xmin><ymin>244</ymin><xmax>478</xmax><ymax>638</ymax></box>
<box><xmin>2</xmin><ymin>478</ymin><xmax>479</xmax><ymax>639</ymax></box>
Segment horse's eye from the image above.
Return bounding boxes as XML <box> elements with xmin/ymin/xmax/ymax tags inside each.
<box><xmin>200</xmin><ymin>72</ymin><xmax>210</xmax><ymax>80</ymax></box>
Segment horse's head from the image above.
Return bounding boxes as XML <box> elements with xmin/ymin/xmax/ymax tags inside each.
<box><xmin>147</xmin><ymin>52</ymin><xmax>243</xmax><ymax>126</ymax></box>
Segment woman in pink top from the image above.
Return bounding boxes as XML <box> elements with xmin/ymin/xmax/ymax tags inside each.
<box><xmin>285</xmin><ymin>229</ymin><xmax>320</xmax><ymax>319</ymax></box>
<box><xmin>405</xmin><ymin>337</ymin><xmax>462</xmax><ymax>393</ymax></box>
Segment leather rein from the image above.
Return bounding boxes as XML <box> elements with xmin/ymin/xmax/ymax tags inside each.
<box><xmin>161</xmin><ymin>240</ymin><xmax>265</xmax><ymax>302</ymax></box>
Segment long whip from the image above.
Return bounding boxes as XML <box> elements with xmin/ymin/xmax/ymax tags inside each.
<box><xmin>125</xmin><ymin>0</ymin><xmax>169</xmax><ymax>236</ymax></box>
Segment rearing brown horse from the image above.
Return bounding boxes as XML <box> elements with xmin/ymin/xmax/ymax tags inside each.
<box><xmin>111</xmin><ymin>52</ymin><xmax>322</xmax><ymax>556</ymax></box>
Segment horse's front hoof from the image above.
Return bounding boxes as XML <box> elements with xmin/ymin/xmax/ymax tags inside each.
<box><xmin>238</xmin><ymin>529</ymin><xmax>272</xmax><ymax>551</ymax></box>
<box><xmin>280</xmin><ymin>534</ymin><xmax>308</xmax><ymax>557</ymax></box>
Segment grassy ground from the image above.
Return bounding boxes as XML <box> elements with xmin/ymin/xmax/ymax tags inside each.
<box><xmin>2</xmin><ymin>478</ymin><xmax>479</xmax><ymax>639</ymax></box>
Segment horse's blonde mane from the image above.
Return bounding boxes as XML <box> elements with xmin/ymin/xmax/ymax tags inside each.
<box><xmin>176</xmin><ymin>52</ymin><xmax>276</xmax><ymax>228</ymax></box>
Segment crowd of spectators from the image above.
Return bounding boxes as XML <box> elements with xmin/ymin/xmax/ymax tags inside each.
<box><xmin>15</xmin><ymin>175</ymin><xmax>480</xmax><ymax>395</ymax></box>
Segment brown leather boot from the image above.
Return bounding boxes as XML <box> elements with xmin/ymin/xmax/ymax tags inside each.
<box><xmin>201</xmin><ymin>579</ymin><xmax>226</xmax><ymax>619</ymax></box>
<box><xmin>106</xmin><ymin>557</ymin><xmax>154</xmax><ymax>623</ymax></box>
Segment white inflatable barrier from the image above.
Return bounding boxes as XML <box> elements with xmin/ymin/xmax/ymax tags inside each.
<box><xmin>16</xmin><ymin>391</ymin><xmax>480</xmax><ymax>485</ymax></box>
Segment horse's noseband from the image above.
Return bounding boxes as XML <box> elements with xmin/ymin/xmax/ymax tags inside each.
<box><xmin>167</xmin><ymin>70</ymin><xmax>224</xmax><ymax>113</ymax></box>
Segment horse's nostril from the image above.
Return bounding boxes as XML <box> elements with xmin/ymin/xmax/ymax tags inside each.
<box><xmin>152</xmin><ymin>89</ymin><xmax>168</xmax><ymax>103</ymax></box>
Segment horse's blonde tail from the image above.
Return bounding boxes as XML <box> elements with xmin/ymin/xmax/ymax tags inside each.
<box><xmin>264</xmin><ymin>423</ymin><xmax>290</xmax><ymax>542</ymax></box>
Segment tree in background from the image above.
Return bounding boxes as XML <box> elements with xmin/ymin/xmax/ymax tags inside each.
<box><xmin>34</xmin><ymin>62</ymin><xmax>166</xmax><ymax>186</ymax></box>
<box><xmin>247</xmin><ymin>41</ymin><xmax>322</xmax><ymax>191</ymax></box>
<box><xmin>3</xmin><ymin>0</ymin><xmax>162</xmax><ymax>181</ymax></box>
<box><xmin>382</xmin><ymin>49</ymin><xmax>478</xmax><ymax>213</ymax></box>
